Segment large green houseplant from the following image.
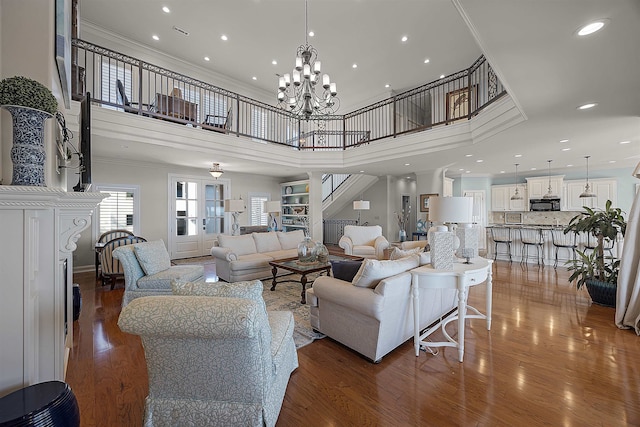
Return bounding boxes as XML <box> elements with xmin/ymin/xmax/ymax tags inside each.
<box><xmin>564</xmin><ymin>200</ymin><xmax>627</xmax><ymax>307</ymax></box>
<box><xmin>0</xmin><ymin>76</ymin><xmax>58</xmax><ymax>186</ymax></box>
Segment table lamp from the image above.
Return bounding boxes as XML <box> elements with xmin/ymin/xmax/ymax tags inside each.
<box><xmin>224</xmin><ymin>199</ymin><xmax>245</xmax><ymax>236</ymax></box>
<box><xmin>264</xmin><ymin>200</ymin><xmax>281</xmax><ymax>231</ymax></box>
<box><xmin>428</xmin><ymin>197</ymin><xmax>475</xmax><ymax>268</ymax></box>
<box><xmin>353</xmin><ymin>200</ymin><xmax>370</xmax><ymax>225</ymax></box>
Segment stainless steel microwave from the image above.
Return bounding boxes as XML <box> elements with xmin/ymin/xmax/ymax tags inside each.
<box><xmin>529</xmin><ymin>198</ymin><xmax>561</xmax><ymax>211</ymax></box>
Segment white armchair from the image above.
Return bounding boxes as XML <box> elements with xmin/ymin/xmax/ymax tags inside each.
<box><xmin>339</xmin><ymin>225</ymin><xmax>389</xmax><ymax>259</ymax></box>
<box><xmin>118</xmin><ymin>280</ymin><xmax>298</xmax><ymax>427</ymax></box>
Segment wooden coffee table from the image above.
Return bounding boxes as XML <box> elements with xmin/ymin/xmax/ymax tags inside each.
<box><xmin>269</xmin><ymin>254</ymin><xmax>364</xmax><ymax>304</ymax></box>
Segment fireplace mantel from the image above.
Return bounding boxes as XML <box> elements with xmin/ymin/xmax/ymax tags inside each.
<box><xmin>0</xmin><ymin>186</ymin><xmax>107</xmax><ymax>395</ymax></box>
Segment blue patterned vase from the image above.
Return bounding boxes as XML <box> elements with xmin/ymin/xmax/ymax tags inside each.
<box><xmin>4</xmin><ymin>105</ymin><xmax>53</xmax><ymax>186</ymax></box>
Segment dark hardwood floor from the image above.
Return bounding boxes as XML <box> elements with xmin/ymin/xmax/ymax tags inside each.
<box><xmin>67</xmin><ymin>256</ymin><xmax>640</xmax><ymax>426</ymax></box>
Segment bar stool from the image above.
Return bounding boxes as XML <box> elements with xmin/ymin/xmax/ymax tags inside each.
<box><xmin>490</xmin><ymin>227</ymin><xmax>513</xmax><ymax>263</ymax></box>
<box><xmin>550</xmin><ymin>228</ymin><xmax>577</xmax><ymax>269</ymax></box>
<box><xmin>583</xmin><ymin>232</ymin><xmax>615</xmax><ymax>258</ymax></box>
<box><xmin>519</xmin><ymin>227</ymin><xmax>544</xmax><ymax>266</ymax></box>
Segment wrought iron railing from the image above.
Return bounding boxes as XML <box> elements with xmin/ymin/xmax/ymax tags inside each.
<box><xmin>72</xmin><ymin>39</ymin><xmax>506</xmax><ymax>150</ymax></box>
<box><xmin>322</xmin><ymin>173</ymin><xmax>351</xmax><ymax>202</ymax></box>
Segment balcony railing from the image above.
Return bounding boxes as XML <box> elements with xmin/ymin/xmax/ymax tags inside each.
<box><xmin>72</xmin><ymin>39</ymin><xmax>506</xmax><ymax>150</ymax></box>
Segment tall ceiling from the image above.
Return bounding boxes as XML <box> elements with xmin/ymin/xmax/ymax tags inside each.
<box><xmin>79</xmin><ymin>0</ymin><xmax>640</xmax><ymax>178</ymax></box>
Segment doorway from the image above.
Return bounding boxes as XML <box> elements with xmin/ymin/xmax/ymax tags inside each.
<box><xmin>169</xmin><ymin>175</ymin><xmax>229</xmax><ymax>259</ymax></box>
<box><xmin>463</xmin><ymin>190</ymin><xmax>487</xmax><ymax>251</ymax></box>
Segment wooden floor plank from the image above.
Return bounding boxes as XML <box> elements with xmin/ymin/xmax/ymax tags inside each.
<box><xmin>67</xmin><ymin>256</ymin><xmax>640</xmax><ymax>426</ymax></box>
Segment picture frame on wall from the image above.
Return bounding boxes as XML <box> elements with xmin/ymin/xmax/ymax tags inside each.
<box><xmin>446</xmin><ymin>85</ymin><xmax>478</xmax><ymax>122</ymax></box>
<box><xmin>420</xmin><ymin>193</ymin><xmax>438</xmax><ymax>213</ymax></box>
<box><xmin>55</xmin><ymin>0</ymin><xmax>72</xmax><ymax>108</ymax></box>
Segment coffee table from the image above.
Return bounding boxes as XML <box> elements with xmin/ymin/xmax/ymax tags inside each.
<box><xmin>269</xmin><ymin>254</ymin><xmax>364</xmax><ymax>304</ymax></box>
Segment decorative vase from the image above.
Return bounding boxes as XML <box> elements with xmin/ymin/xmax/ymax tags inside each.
<box><xmin>315</xmin><ymin>242</ymin><xmax>329</xmax><ymax>263</ymax></box>
<box><xmin>297</xmin><ymin>236</ymin><xmax>317</xmax><ymax>264</ymax></box>
<box><xmin>3</xmin><ymin>105</ymin><xmax>53</xmax><ymax>186</ymax></box>
<box><xmin>585</xmin><ymin>279</ymin><xmax>616</xmax><ymax>308</ymax></box>
<box><xmin>399</xmin><ymin>229</ymin><xmax>407</xmax><ymax>242</ymax></box>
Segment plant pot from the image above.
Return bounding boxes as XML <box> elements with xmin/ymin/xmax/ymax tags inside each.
<box><xmin>585</xmin><ymin>278</ymin><xmax>616</xmax><ymax>308</ymax></box>
<box><xmin>3</xmin><ymin>105</ymin><xmax>53</xmax><ymax>186</ymax></box>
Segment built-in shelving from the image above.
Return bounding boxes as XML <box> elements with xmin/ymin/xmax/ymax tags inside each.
<box><xmin>281</xmin><ymin>180</ymin><xmax>309</xmax><ymax>232</ymax></box>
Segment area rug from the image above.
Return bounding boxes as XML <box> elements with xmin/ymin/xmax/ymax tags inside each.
<box><xmin>170</xmin><ymin>256</ymin><xmax>324</xmax><ymax>348</ymax></box>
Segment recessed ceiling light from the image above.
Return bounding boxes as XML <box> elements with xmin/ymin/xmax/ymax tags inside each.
<box><xmin>567</xmin><ymin>164</ymin><xmax>573</xmax><ymax>167</ymax></box>
<box><xmin>609</xmin><ymin>160</ymin><xmax>616</xmax><ymax>163</ymax></box>
<box><xmin>272</xmin><ymin>60</ymin><xmax>277</xmax><ymax>65</ymax></box>
<box><xmin>401</xmin><ymin>36</ymin><xmax>408</xmax><ymax>42</ymax></box>
<box><xmin>514</xmin><ymin>154</ymin><xmax>522</xmax><ymax>158</ymax></box>
<box><xmin>476</xmin><ymin>159</ymin><xmax>483</xmax><ymax>163</ymax></box>
<box><xmin>559</xmin><ymin>139</ymin><xmax>569</xmax><ymax>143</ymax></box>
<box><xmin>204</xmin><ymin>56</ymin><xmax>210</xmax><ymax>61</ymax></box>
<box><xmin>620</xmin><ymin>140</ymin><xmax>631</xmax><ymax>144</ymax></box>
<box><xmin>162</xmin><ymin>6</ymin><xmax>170</xmax><ymax>13</ymax></box>
<box><xmin>578</xmin><ymin>103</ymin><xmax>597</xmax><ymax>110</ymax></box>
<box><xmin>562</xmin><ymin>148</ymin><xmax>571</xmax><ymax>151</ymax></box>
<box><xmin>404</xmin><ymin>163</ymin><xmax>410</xmax><ymax>166</ymax></box>
<box><xmin>359</xmin><ymin>170</ymin><xmax>364</xmax><ymax>173</ymax></box>
<box><xmin>424</xmin><ymin>58</ymin><xmax>430</xmax><ymax>64</ymax></box>
<box><xmin>308</xmin><ymin>31</ymin><xmax>315</xmax><ymax>37</ymax></box>
<box><xmin>221</xmin><ymin>35</ymin><xmax>228</xmax><ymax>41</ymax></box>
<box><xmin>439</xmin><ymin>74</ymin><xmax>445</xmax><ymax>79</ymax></box>
<box><xmin>459</xmin><ymin>168</ymin><xmax>464</xmax><ymax>171</ymax></box>
<box><xmin>577</xmin><ymin>20</ymin><xmax>608</xmax><ymax>36</ymax></box>
<box><xmin>465</xmin><ymin>154</ymin><xmax>473</xmax><ymax>157</ymax></box>
<box><xmin>252</xmin><ymin>76</ymin><xmax>257</xmax><ymax>81</ymax></box>
<box><xmin>352</xmin><ymin>64</ymin><xmax>358</xmax><ymax>69</ymax></box>
<box><xmin>531</xmin><ymin>168</ymin><xmax>537</xmax><ymax>170</ymax></box>
<box><xmin>152</xmin><ymin>35</ymin><xmax>159</xmax><ymax>41</ymax></box>
<box><xmin>406</xmin><ymin>176</ymin><xmax>411</xmax><ymax>179</ymax></box>
<box><xmin>465</xmin><ymin>170</ymin><xmax>471</xmax><ymax>174</ymax></box>
<box><xmin>385</xmin><ymin>84</ymin><xmax>390</xmax><ymax>88</ymax></box>
<box><xmin>500</xmin><ymin>171</ymin><xmax>505</xmax><ymax>174</ymax></box>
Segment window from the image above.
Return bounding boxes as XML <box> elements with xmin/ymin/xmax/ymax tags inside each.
<box><xmin>93</xmin><ymin>184</ymin><xmax>140</xmax><ymax>238</ymax></box>
<box><xmin>248</xmin><ymin>192</ymin><xmax>270</xmax><ymax>226</ymax></box>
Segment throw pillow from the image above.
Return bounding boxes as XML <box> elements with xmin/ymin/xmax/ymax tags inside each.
<box><xmin>352</xmin><ymin>255</ymin><xmax>420</xmax><ymax>288</ymax></box>
<box><xmin>330</xmin><ymin>260</ymin><xmax>363</xmax><ymax>282</ymax></box>
<box><xmin>390</xmin><ymin>246</ymin><xmax>422</xmax><ymax>260</ymax></box>
<box><xmin>133</xmin><ymin>240</ymin><xmax>171</xmax><ymax>276</ymax></box>
<box><xmin>172</xmin><ymin>279</ymin><xmax>266</xmax><ymax>313</ymax></box>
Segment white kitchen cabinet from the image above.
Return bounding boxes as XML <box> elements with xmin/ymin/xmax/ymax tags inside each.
<box><xmin>563</xmin><ymin>178</ymin><xmax>617</xmax><ymax>211</ymax></box>
<box><xmin>526</xmin><ymin>175</ymin><xmax>563</xmax><ymax>200</ymax></box>
<box><xmin>491</xmin><ymin>184</ymin><xmax>527</xmax><ymax>211</ymax></box>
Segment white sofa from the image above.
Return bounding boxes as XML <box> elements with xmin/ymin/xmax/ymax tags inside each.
<box><xmin>210</xmin><ymin>230</ymin><xmax>305</xmax><ymax>282</ymax></box>
<box><xmin>339</xmin><ymin>225</ymin><xmax>389</xmax><ymax>259</ymax></box>
<box><xmin>306</xmin><ymin>253</ymin><xmax>457</xmax><ymax>363</ymax></box>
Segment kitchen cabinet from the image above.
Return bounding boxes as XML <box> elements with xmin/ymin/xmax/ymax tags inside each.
<box><xmin>563</xmin><ymin>178</ymin><xmax>617</xmax><ymax>211</ymax></box>
<box><xmin>526</xmin><ymin>175</ymin><xmax>563</xmax><ymax>200</ymax></box>
<box><xmin>281</xmin><ymin>179</ymin><xmax>309</xmax><ymax>232</ymax></box>
<box><xmin>491</xmin><ymin>184</ymin><xmax>527</xmax><ymax>211</ymax></box>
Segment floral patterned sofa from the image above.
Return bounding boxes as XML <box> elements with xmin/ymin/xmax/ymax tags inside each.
<box><xmin>117</xmin><ymin>279</ymin><xmax>298</xmax><ymax>427</ymax></box>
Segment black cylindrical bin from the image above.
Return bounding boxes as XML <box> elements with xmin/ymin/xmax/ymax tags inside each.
<box><xmin>0</xmin><ymin>381</ymin><xmax>80</xmax><ymax>427</ymax></box>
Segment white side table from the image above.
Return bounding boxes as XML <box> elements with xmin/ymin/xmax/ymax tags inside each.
<box><xmin>410</xmin><ymin>257</ymin><xmax>493</xmax><ymax>362</ymax></box>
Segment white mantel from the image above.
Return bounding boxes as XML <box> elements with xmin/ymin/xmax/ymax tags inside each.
<box><xmin>0</xmin><ymin>186</ymin><xmax>107</xmax><ymax>395</ymax></box>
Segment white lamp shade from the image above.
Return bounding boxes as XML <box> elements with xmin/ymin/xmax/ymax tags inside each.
<box><xmin>353</xmin><ymin>200</ymin><xmax>370</xmax><ymax>210</ymax></box>
<box><xmin>224</xmin><ymin>199</ymin><xmax>245</xmax><ymax>213</ymax></box>
<box><xmin>264</xmin><ymin>201</ymin><xmax>281</xmax><ymax>213</ymax></box>
<box><xmin>428</xmin><ymin>197</ymin><xmax>473</xmax><ymax>224</ymax></box>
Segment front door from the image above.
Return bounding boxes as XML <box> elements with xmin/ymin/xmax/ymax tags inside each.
<box><xmin>169</xmin><ymin>175</ymin><xmax>228</xmax><ymax>259</ymax></box>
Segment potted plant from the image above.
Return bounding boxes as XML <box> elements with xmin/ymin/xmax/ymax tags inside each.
<box><xmin>564</xmin><ymin>200</ymin><xmax>627</xmax><ymax>307</ymax></box>
<box><xmin>0</xmin><ymin>76</ymin><xmax>58</xmax><ymax>186</ymax></box>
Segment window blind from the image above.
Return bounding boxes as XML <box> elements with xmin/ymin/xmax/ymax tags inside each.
<box><xmin>98</xmin><ymin>190</ymin><xmax>135</xmax><ymax>233</ymax></box>
<box><xmin>249</xmin><ymin>195</ymin><xmax>269</xmax><ymax>226</ymax></box>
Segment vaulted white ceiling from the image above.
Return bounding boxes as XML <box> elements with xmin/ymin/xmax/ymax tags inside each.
<box><xmin>80</xmin><ymin>0</ymin><xmax>640</xmax><ymax>178</ymax></box>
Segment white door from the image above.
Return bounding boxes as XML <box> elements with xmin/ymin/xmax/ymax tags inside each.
<box><xmin>169</xmin><ymin>175</ymin><xmax>228</xmax><ymax>259</ymax></box>
<box><xmin>464</xmin><ymin>190</ymin><xmax>487</xmax><ymax>251</ymax></box>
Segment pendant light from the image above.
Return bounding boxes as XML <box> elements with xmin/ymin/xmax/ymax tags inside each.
<box><xmin>511</xmin><ymin>163</ymin><xmax>523</xmax><ymax>200</ymax></box>
<box><xmin>579</xmin><ymin>155</ymin><xmax>596</xmax><ymax>198</ymax></box>
<box><xmin>542</xmin><ymin>159</ymin><xmax>557</xmax><ymax>199</ymax></box>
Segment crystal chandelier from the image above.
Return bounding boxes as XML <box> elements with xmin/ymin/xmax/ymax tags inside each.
<box><xmin>276</xmin><ymin>0</ymin><xmax>339</xmax><ymax>121</ymax></box>
<box><xmin>511</xmin><ymin>163</ymin><xmax>523</xmax><ymax>200</ymax></box>
<box><xmin>542</xmin><ymin>159</ymin><xmax>558</xmax><ymax>199</ymax></box>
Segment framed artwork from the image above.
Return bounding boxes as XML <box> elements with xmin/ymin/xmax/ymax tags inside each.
<box><xmin>55</xmin><ymin>0</ymin><xmax>72</xmax><ymax>108</ymax></box>
<box><xmin>420</xmin><ymin>193</ymin><xmax>438</xmax><ymax>213</ymax></box>
<box><xmin>446</xmin><ymin>85</ymin><xmax>477</xmax><ymax>122</ymax></box>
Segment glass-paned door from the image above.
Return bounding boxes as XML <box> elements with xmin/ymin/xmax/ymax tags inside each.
<box><xmin>170</xmin><ymin>175</ymin><xmax>227</xmax><ymax>259</ymax></box>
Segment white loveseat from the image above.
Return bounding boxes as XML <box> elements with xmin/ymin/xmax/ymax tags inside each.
<box><xmin>210</xmin><ymin>230</ymin><xmax>305</xmax><ymax>282</ymax></box>
<box><xmin>306</xmin><ymin>253</ymin><xmax>457</xmax><ymax>362</ymax></box>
